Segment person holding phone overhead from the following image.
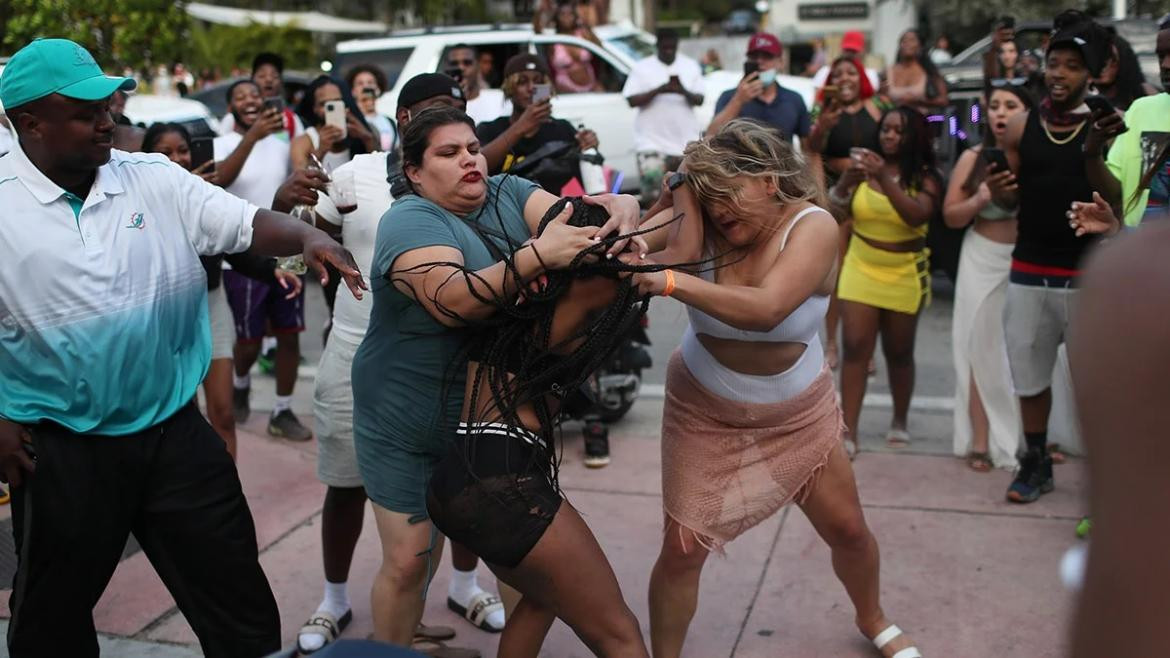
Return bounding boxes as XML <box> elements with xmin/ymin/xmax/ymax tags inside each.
<box><xmin>478</xmin><ymin>54</ymin><xmax>600</xmax><ymax>194</ymax></box>
<box><xmin>291</xmin><ymin>75</ymin><xmax>377</xmax><ymax>172</ymax></box>
<box><xmin>708</xmin><ymin>33</ymin><xmax>810</xmax><ymax>145</ymax></box>
<box><xmin>346</xmin><ymin>64</ymin><xmax>398</xmax><ymax>151</ymax></box>
<box><xmin>942</xmin><ymin>83</ymin><xmax>1033</xmax><ymax>473</ymax></box>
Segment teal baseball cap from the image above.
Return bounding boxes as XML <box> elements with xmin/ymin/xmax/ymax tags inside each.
<box><xmin>0</xmin><ymin>38</ymin><xmax>136</xmax><ymax>110</ymax></box>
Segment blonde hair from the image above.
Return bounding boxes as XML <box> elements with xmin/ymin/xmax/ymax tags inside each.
<box><xmin>683</xmin><ymin>118</ymin><xmax>821</xmax><ymax>214</ymax></box>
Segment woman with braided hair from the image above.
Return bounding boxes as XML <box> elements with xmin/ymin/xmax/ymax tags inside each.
<box><xmin>625</xmin><ymin>119</ymin><xmax>922</xmax><ymax>658</ymax></box>
<box><xmin>351</xmin><ymin>104</ymin><xmax>649</xmax><ymax>653</ymax></box>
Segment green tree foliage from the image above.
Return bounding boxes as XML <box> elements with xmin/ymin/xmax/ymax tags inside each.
<box><xmin>3</xmin><ymin>0</ymin><xmax>190</xmax><ymax>71</ymax></box>
<box><xmin>187</xmin><ymin>21</ymin><xmax>317</xmax><ymax>75</ymax></box>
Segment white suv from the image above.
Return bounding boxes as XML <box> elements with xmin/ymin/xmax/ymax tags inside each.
<box><xmin>335</xmin><ymin>23</ymin><xmax>813</xmax><ymax>192</ymax></box>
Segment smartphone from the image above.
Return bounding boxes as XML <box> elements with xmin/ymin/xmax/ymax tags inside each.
<box><xmin>324</xmin><ymin>99</ymin><xmax>348</xmax><ymax>138</ymax></box>
<box><xmin>743</xmin><ymin>61</ymin><xmax>759</xmax><ymax>77</ymax></box>
<box><xmin>1084</xmin><ymin>95</ymin><xmax>1115</xmax><ymax>116</ymax></box>
<box><xmin>849</xmin><ymin>146</ymin><xmax>868</xmax><ymax>162</ymax></box>
<box><xmin>532</xmin><ymin>82</ymin><xmax>552</xmax><ymax>105</ymax></box>
<box><xmin>263</xmin><ymin>96</ymin><xmax>284</xmax><ymax>114</ymax></box>
<box><xmin>444</xmin><ymin>66</ymin><xmax>463</xmax><ymax>82</ymax></box>
<box><xmin>190</xmin><ymin>137</ymin><xmax>215</xmax><ymax>172</ymax></box>
<box><xmin>361</xmin><ymin>88</ymin><xmax>378</xmax><ymax>99</ymax></box>
<box><xmin>982</xmin><ymin>147</ymin><xmax>1010</xmax><ymax>173</ymax></box>
<box><xmin>822</xmin><ymin>84</ymin><xmax>840</xmax><ymax>103</ymax></box>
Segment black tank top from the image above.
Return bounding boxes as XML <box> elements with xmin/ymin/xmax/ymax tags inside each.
<box><xmin>824</xmin><ymin>106</ymin><xmax>880</xmax><ymax>159</ymax></box>
<box><xmin>1015</xmin><ymin>110</ymin><xmax>1098</xmax><ymax>270</ymax></box>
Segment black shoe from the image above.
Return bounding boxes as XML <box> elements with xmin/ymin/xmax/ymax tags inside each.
<box><xmin>583</xmin><ymin>421</ymin><xmax>610</xmax><ymax>468</ymax></box>
<box><xmin>269</xmin><ymin>409</ymin><xmax>313</xmax><ymax>442</ymax></box>
<box><xmin>1006</xmin><ymin>448</ymin><xmax>1054</xmax><ymax>503</ymax></box>
<box><xmin>232</xmin><ymin>386</ymin><xmax>250</xmax><ymax>424</ymax></box>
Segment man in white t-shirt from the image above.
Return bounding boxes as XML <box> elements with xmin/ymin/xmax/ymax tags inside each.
<box><xmin>294</xmin><ymin>73</ymin><xmax>504</xmax><ymax>654</ymax></box>
<box><xmin>445</xmin><ymin>43</ymin><xmax>511</xmax><ymax>125</ymax></box>
<box><xmin>622</xmin><ymin>28</ymin><xmax>704</xmax><ymax>205</ymax></box>
<box><xmin>212</xmin><ymin>79</ymin><xmax>312</xmax><ymax>442</ymax></box>
<box><xmin>812</xmin><ymin>30</ymin><xmax>881</xmax><ymax>91</ymax></box>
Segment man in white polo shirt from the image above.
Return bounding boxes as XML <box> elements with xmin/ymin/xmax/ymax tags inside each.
<box><xmin>0</xmin><ymin>38</ymin><xmax>364</xmax><ymax>657</ymax></box>
<box><xmin>622</xmin><ymin>28</ymin><xmax>704</xmax><ymax>206</ymax></box>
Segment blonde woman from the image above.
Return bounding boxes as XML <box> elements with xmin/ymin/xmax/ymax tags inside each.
<box><xmin>943</xmin><ymin>84</ymin><xmax>1033</xmax><ymax>472</ymax></box>
<box><xmin>628</xmin><ymin>119</ymin><xmax>921</xmax><ymax>658</ymax></box>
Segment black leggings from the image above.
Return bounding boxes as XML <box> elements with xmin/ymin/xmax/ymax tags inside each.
<box><xmin>426</xmin><ymin>423</ymin><xmax>562</xmax><ymax>568</ymax></box>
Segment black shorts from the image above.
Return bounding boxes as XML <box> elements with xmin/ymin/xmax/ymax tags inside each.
<box><xmin>426</xmin><ymin>423</ymin><xmax>562</xmax><ymax>568</ymax></box>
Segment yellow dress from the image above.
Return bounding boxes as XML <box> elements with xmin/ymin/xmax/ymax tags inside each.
<box><xmin>837</xmin><ymin>181</ymin><xmax>931</xmax><ymax>314</ymax></box>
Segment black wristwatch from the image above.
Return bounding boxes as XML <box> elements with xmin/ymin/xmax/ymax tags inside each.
<box><xmin>667</xmin><ymin>171</ymin><xmax>687</xmax><ymax>191</ymax></box>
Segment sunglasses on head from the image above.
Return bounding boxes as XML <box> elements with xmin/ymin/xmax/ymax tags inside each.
<box><xmin>448</xmin><ymin>59</ymin><xmax>475</xmax><ymax>67</ymax></box>
<box><xmin>989</xmin><ymin>77</ymin><xmax>1028</xmax><ymax>88</ymax></box>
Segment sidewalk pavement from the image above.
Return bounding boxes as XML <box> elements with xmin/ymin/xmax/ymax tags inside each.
<box><xmin>0</xmin><ymin>388</ymin><xmax>1086</xmax><ymax>657</ymax></box>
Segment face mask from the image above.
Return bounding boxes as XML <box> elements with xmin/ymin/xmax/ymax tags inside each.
<box><xmin>758</xmin><ymin>69</ymin><xmax>777</xmax><ymax>86</ymax></box>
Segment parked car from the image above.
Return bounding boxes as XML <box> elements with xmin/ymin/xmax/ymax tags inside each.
<box><xmin>335</xmin><ymin>22</ymin><xmax>813</xmax><ymax>192</ymax></box>
<box><xmin>122</xmin><ymin>94</ymin><xmax>220</xmax><ymax>138</ymax></box>
<box><xmin>722</xmin><ymin>9</ymin><xmax>759</xmax><ymax>35</ymax></box>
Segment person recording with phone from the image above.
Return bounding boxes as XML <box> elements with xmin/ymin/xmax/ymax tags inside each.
<box><xmin>941</xmin><ymin>83</ymin><xmax>1033</xmax><ymax>473</ymax></box>
<box><xmin>806</xmin><ymin>55</ymin><xmax>888</xmax><ymax>371</ymax></box>
<box><xmin>220</xmin><ymin>52</ymin><xmax>303</xmax><ymax>140</ymax></box>
<box><xmin>346</xmin><ymin>64</ymin><xmax>398</xmax><ymax>151</ymax></box>
<box><xmin>707</xmin><ymin>33</ymin><xmax>810</xmax><ymax>145</ymax></box>
<box><xmin>478</xmin><ymin>54</ymin><xmax>601</xmax><ymax>195</ymax></box>
<box><xmin>213</xmin><ymin>79</ymin><xmax>315</xmax><ymax>442</ymax></box>
<box><xmin>623</xmin><ymin>28</ymin><xmax>704</xmax><ymax>206</ymax></box>
<box><xmin>291</xmin><ymin>75</ymin><xmax>377</xmax><ymax>172</ymax></box>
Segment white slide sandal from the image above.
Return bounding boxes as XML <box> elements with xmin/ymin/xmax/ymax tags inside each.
<box><xmin>872</xmin><ymin>624</ymin><xmax>923</xmax><ymax>658</ymax></box>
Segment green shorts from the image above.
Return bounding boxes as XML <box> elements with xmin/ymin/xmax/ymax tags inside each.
<box><xmin>354</xmin><ymin>428</ymin><xmax>450</xmax><ymax>522</ymax></box>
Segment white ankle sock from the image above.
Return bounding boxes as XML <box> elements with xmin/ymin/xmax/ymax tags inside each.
<box><xmin>299</xmin><ymin>581</ymin><xmax>350</xmax><ymax>652</ymax></box>
<box><xmin>273</xmin><ymin>395</ymin><xmax>292</xmax><ymax>414</ymax></box>
<box><xmin>448</xmin><ymin>567</ymin><xmax>478</xmax><ymax>602</ymax></box>
<box><xmin>233</xmin><ymin>372</ymin><xmax>250</xmax><ymax>389</ymax></box>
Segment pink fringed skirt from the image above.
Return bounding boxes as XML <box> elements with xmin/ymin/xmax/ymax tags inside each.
<box><xmin>661</xmin><ymin>349</ymin><xmax>845</xmax><ymax>551</ymax></box>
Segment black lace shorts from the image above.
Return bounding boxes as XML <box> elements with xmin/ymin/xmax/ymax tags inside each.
<box><xmin>426</xmin><ymin>423</ymin><xmax>563</xmax><ymax>568</ymax></box>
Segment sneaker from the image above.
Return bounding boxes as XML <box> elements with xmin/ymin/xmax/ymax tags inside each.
<box><xmin>269</xmin><ymin>409</ymin><xmax>313</xmax><ymax>442</ymax></box>
<box><xmin>1006</xmin><ymin>448</ymin><xmax>1054</xmax><ymax>503</ymax></box>
<box><xmin>583</xmin><ymin>421</ymin><xmax>610</xmax><ymax>468</ymax></box>
<box><xmin>232</xmin><ymin>386</ymin><xmax>250</xmax><ymax>424</ymax></box>
<box><xmin>257</xmin><ymin>348</ymin><xmax>276</xmax><ymax>375</ymax></box>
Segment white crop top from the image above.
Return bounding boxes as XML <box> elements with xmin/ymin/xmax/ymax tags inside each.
<box><xmin>686</xmin><ymin>206</ymin><xmax>831</xmax><ymax>345</ymax></box>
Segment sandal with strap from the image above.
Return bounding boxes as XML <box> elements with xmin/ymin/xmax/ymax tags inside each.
<box><xmin>872</xmin><ymin>624</ymin><xmax>922</xmax><ymax>658</ymax></box>
<box><xmin>965</xmin><ymin>451</ymin><xmax>993</xmax><ymax>473</ymax></box>
<box><xmin>447</xmin><ymin>591</ymin><xmax>504</xmax><ymax>633</ymax></box>
<box><xmin>296</xmin><ymin>609</ymin><xmax>352</xmax><ymax>654</ymax></box>
<box><xmin>411</xmin><ymin>637</ymin><xmax>481</xmax><ymax>658</ymax></box>
<box><xmin>415</xmin><ymin>623</ymin><xmax>457</xmax><ymax>642</ymax></box>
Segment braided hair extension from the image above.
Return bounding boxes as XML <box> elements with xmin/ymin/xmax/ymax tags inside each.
<box><xmin>391</xmin><ymin>190</ymin><xmax>712</xmax><ymax>495</ymax></box>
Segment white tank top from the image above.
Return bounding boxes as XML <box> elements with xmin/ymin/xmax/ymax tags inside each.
<box><xmin>685</xmin><ymin>206</ymin><xmax>831</xmax><ymax>345</ymax></box>
<box><xmin>306</xmin><ymin>126</ymin><xmax>353</xmax><ymax>172</ymax></box>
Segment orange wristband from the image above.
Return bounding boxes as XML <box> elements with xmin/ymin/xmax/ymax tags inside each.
<box><xmin>661</xmin><ymin>269</ymin><xmax>676</xmax><ymax>297</ymax></box>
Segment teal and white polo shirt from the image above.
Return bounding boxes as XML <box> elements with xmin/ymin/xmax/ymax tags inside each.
<box><xmin>0</xmin><ymin>142</ymin><xmax>259</xmax><ymax>435</ymax></box>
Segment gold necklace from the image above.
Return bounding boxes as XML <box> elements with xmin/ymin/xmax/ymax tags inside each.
<box><xmin>1041</xmin><ymin>118</ymin><xmax>1086</xmax><ymax>146</ymax></box>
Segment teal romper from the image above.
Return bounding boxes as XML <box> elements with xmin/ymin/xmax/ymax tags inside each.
<box><xmin>352</xmin><ymin>175</ymin><xmax>539</xmax><ymax>518</ymax></box>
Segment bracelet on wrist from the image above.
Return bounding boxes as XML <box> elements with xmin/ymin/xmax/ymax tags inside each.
<box><xmin>661</xmin><ymin>269</ymin><xmax>677</xmax><ymax>297</ymax></box>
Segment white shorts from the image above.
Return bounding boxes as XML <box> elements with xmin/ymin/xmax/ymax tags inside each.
<box><xmin>314</xmin><ymin>334</ymin><xmax>363</xmax><ymax>488</ymax></box>
<box><xmin>208</xmin><ymin>285</ymin><xmax>235</xmax><ymax>360</ymax></box>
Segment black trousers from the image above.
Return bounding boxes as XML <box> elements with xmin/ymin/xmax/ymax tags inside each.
<box><xmin>6</xmin><ymin>404</ymin><xmax>280</xmax><ymax>657</ymax></box>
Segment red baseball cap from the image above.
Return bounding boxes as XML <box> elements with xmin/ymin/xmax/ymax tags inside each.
<box><xmin>747</xmin><ymin>33</ymin><xmax>783</xmax><ymax>57</ymax></box>
<box><xmin>841</xmin><ymin>31</ymin><xmax>866</xmax><ymax>53</ymax></box>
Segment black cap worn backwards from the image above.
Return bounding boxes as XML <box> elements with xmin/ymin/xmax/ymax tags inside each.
<box><xmin>397</xmin><ymin>73</ymin><xmax>465</xmax><ymax>109</ymax></box>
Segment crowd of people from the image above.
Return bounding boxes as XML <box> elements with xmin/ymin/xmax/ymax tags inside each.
<box><xmin>0</xmin><ymin>4</ymin><xmax>1168</xmax><ymax>657</ymax></box>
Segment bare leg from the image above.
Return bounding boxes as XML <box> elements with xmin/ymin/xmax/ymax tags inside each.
<box><xmin>202</xmin><ymin>358</ymin><xmax>237</xmax><ymax>459</ymax></box>
<box><xmin>798</xmin><ymin>444</ymin><xmax>915</xmax><ymax>656</ymax></box>
<box><xmin>323</xmin><ymin>486</ymin><xmax>367</xmax><ymax>584</ymax></box>
<box><xmin>274</xmin><ymin>332</ymin><xmax>300</xmax><ymax>397</ymax></box>
<box><xmin>968</xmin><ymin>373</ymin><xmax>991</xmax><ymax>456</ymax></box>
<box><xmin>370</xmin><ymin>504</ymin><xmax>445</xmax><ymax>645</ymax></box>
<box><xmin>840</xmin><ymin>301</ymin><xmax>881</xmax><ymax>449</ymax></box>
<box><xmin>648</xmin><ymin>520</ymin><xmax>711</xmax><ymax>658</ymax></box>
<box><xmin>450</xmin><ymin>542</ymin><xmax>478</xmax><ymax>571</ymax></box>
<box><xmin>878</xmin><ymin>310</ymin><xmax>920</xmax><ymax>433</ymax></box>
<box><xmin>234</xmin><ymin>340</ymin><xmax>262</xmax><ymax>377</ymax></box>
<box><xmin>1019</xmin><ymin>389</ymin><xmax>1053</xmax><ymax>435</ymax></box>
<box><xmin>488</xmin><ymin>503</ymin><xmax>647</xmax><ymax>657</ymax></box>
<box><xmin>496</xmin><ymin>595</ymin><xmax>556</xmax><ymax>658</ymax></box>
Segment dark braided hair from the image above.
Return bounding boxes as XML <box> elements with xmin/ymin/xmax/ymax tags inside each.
<box><xmin>876</xmin><ymin>105</ymin><xmax>939</xmax><ymax>194</ymax></box>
